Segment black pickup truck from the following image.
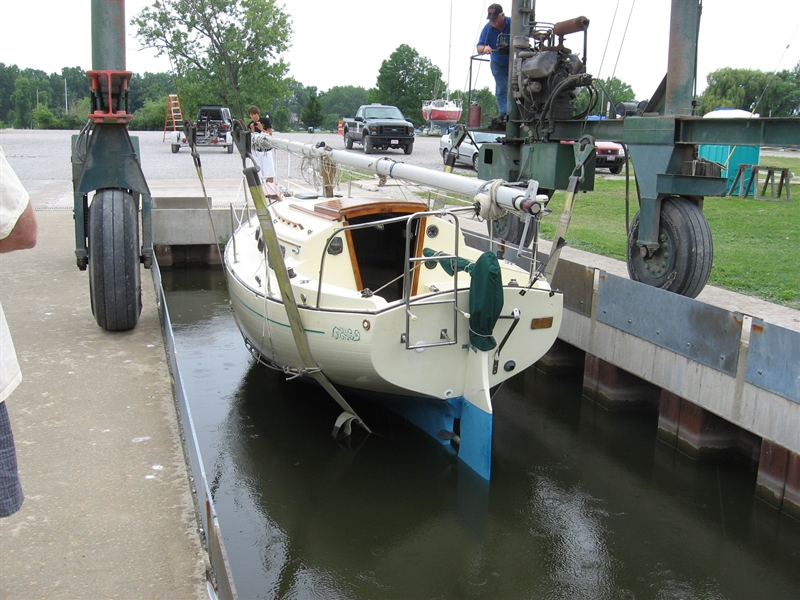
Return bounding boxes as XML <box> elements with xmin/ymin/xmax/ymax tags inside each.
<box><xmin>343</xmin><ymin>104</ymin><xmax>415</xmax><ymax>155</ymax></box>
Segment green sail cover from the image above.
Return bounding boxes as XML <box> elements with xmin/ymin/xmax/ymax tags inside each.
<box><xmin>422</xmin><ymin>247</ymin><xmax>473</xmax><ymax>275</ymax></box>
<box><xmin>468</xmin><ymin>252</ymin><xmax>504</xmax><ymax>351</ymax></box>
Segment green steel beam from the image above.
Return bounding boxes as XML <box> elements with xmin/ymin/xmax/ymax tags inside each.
<box><xmin>91</xmin><ymin>0</ymin><xmax>126</xmax><ymax>70</ymax></box>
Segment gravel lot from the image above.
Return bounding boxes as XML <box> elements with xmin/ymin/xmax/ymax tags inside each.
<box><xmin>0</xmin><ymin>128</ymin><xmax>461</xmax><ymax>184</ymax></box>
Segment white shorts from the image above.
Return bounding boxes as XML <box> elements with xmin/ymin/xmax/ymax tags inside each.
<box><xmin>254</xmin><ymin>149</ymin><xmax>275</xmax><ymax>180</ymax></box>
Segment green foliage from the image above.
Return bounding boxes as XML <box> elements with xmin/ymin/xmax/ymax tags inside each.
<box><xmin>11</xmin><ymin>76</ymin><xmax>33</xmax><ymax>128</ymax></box>
<box><xmin>0</xmin><ymin>63</ymin><xmax>21</xmax><ymax>123</ymax></box>
<box><xmin>130</xmin><ymin>97</ymin><xmax>169</xmax><ymax>130</ymax></box>
<box><xmin>130</xmin><ymin>72</ymin><xmax>178</xmax><ymax>113</ymax></box>
<box><xmin>32</xmin><ymin>104</ymin><xmax>60</xmax><ymax>129</ymax></box>
<box><xmin>318</xmin><ymin>85</ymin><xmax>368</xmax><ymax>132</ymax></box>
<box><xmin>271</xmin><ymin>106</ymin><xmax>292</xmax><ymax>132</ymax></box>
<box><xmin>374</xmin><ymin>45</ymin><xmax>446</xmax><ymax>127</ymax></box>
<box><xmin>698</xmin><ymin>65</ymin><xmax>800</xmax><ymax>117</ymax></box>
<box><xmin>132</xmin><ymin>0</ymin><xmax>293</xmax><ymax>119</ymax></box>
<box><xmin>300</xmin><ymin>90</ymin><xmax>325</xmax><ymax>128</ymax></box>
<box><xmin>0</xmin><ymin>64</ymin><xmax>92</xmax><ymax>128</ymax></box>
<box><xmin>450</xmin><ymin>88</ymin><xmax>497</xmax><ymax>127</ymax></box>
<box><xmin>62</xmin><ymin>98</ymin><xmax>91</xmax><ymax>129</ymax></box>
<box><xmin>320</xmin><ymin>86</ymin><xmax>368</xmax><ymax>120</ymax></box>
<box><xmin>59</xmin><ymin>67</ymin><xmax>89</xmax><ymax>114</ymax></box>
<box><xmin>574</xmin><ymin>76</ymin><xmax>636</xmax><ymax>117</ymax></box>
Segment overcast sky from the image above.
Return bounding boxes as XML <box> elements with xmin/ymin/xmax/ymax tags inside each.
<box><xmin>1</xmin><ymin>0</ymin><xmax>798</xmax><ymax>102</ymax></box>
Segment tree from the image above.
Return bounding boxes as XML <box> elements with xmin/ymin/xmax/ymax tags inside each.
<box><xmin>132</xmin><ymin>0</ymin><xmax>292</xmax><ymax>119</ymax></box>
<box><xmin>129</xmin><ymin>71</ymin><xmax>177</xmax><ymax>113</ymax></box>
<box><xmin>374</xmin><ymin>45</ymin><xmax>447</xmax><ymax>127</ymax></box>
<box><xmin>698</xmin><ymin>66</ymin><xmax>800</xmax><ymax>117</ymax></box>
<box><xmin>319</xmin><ymin>85</ymin><xmax>368</xmax><ymax>121</ymax></box>
<box><xmin>450</xmin><ymin>88</ymin><xmax>497</xmax><ymax>127</ymax></box>
<box><xmin>573</xmin><ymin>76</ymin><xmax>636</xmax><ymax>117</ymax></box>
<box><xmin>319</xmin><ymin>85</ymin><xmax>368</xmax><ymax>132</ymax></box>
<box><xmin>0</xmin><ymin>63</ymin><xmax>21</xmax><ymax>123</ymax></box>
<box><xmin>58</xmin><ymin>67</ymin><xmax>91</xmax><ymax>116</ymax></box>
<box><xmin>130</xmin><ymin>97</ymin><xmax>169</xmax><ymax>130</ymax></box>
<box><xmin>300</xmin><ymin>89</ymin><xmax>325</xmax><ymax>129</ymax></box>
<box><xmin>11</xmin><ymin>76</ymin><xmax>33</xmax><ymax>128</ymax></box>
<box><xmin>32</xmin><ymin>104</ymin><xmax>60</xmax><ymax>129</ymax></box>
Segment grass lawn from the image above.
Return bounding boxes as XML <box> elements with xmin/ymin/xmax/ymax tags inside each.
<box><xmin>538</xmin><ymin>152</ymin><xmax>800</xmax><ymax>309</ymax></box>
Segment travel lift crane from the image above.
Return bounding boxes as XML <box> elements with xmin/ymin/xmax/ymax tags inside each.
<box><xmin>71</xmin><ymin>0</ymin><xmax>152</xmax><ymax>331</ymax></box>
<box><xmin>469</xmin><ymin>0</ymin><xmax>799</xmax><ymax>298</ymax></box>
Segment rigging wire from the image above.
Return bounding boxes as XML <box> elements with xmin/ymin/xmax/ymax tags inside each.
<box><xmin>596</xmin><ymin>0</ymin><xmax>622</xmax><ymax>80</ymax></box>
<box><xmin>751</xmin><ymin>21</ymin><xmax>799</xmax><ymax>116</ymax></box>
<box><xmin>610</xmin><ymin>0</ymin><xmax>637</xmax><ymax>82</ymax></box>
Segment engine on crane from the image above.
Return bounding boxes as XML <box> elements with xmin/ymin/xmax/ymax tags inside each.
<box><xmin>508</xmin><ymin>16</ymin><xmax>595</xmax><ymax>138</ymax></box>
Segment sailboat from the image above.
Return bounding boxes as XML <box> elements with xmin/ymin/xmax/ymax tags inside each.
<box><xmin>422</xmin><ymin>98</ymin><xmax>463</xmax><ymax>125</ymax></box>
<box><xmin>422</xmin><ymin>0</ymin><xmax>463</xmax><ymax>127</ymax></box>
<box><xmin>224</xmin><ymin>134</ymin><xmax>567</xmax><ymax>480</ymax></box>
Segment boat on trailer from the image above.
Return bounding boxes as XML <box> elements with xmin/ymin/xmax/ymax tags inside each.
<box><xmin>224</xmin><ymin>135</ymin><xmax>572</xmax><ymax>479</ymax></box>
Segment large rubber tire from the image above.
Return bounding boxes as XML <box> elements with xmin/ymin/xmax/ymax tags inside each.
<box><xmin>88</xmin><ymin>189</ymin><xmax>142</xmax><ymax>331</ymax></box>
<box><xmin>487</xmin><ymin>213</ymin><xmax>535</xmax><ymax>247</ymax></box>
<box><xmin>626</xmin><ymin>196</ymin><xmax>713</xmax><ymax>298</ymax></box>
<box><xmin>363</xmin><ymin>135</ymin><xmax>373</xmax><ymax>154</ymax></box>
<box><xmin>442</xmin><ymin>149</ymin><xmax>449</xmax><ymax>165</ymax></box>
<box><xmin>171</xmin><ymin>144</ymin><xmax>180</xmax><ymax>153</ymax></box>
<box><xmin>608</xmin><ymin>165</ymin><xmax>622</xmax><ymax>174</ymax></box>
<box><xmin>472</xmin><ymin>153</ymin><xmax>479</xmax><ymax>171</ymax></box>
<box><xmin>227</xmin><ymin>143</ymin><xmax>234</xmax><ymax>154</ymax></box>
<box><xmin>344</xmin><ymin>133</ymin><xmax>353</xmax><ymax>149</ymax></box>
<box><xmin>404</xmin><ymin>141</ymin><xmax>413</xmax><ymax>155</ymax></box>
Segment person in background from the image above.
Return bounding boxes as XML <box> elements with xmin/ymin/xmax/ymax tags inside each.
<box><xmin>248</xmin><ymin>105</ymin><xmax>275</xmax><ymax>184</ymax></box>
<box><xmin>476</xmin><ymin>3</ymin><xmax>511</xmax><ymax>119</ymax></box>
<box><xmin>0</xmin><ymin>146</ymin><xmax>37</xmax><ymax>518</ymax></box>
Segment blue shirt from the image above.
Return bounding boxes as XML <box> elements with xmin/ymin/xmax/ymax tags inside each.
<box><xmin>477</xmin><ymin>17</ymin><xmax>511</xmax><ymax>67</ymax></box>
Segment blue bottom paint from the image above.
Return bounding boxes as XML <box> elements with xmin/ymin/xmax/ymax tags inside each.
<box><xmin>291</xmin><ymin>375</ymin><xmax>495</xmax><ymax>480</ymax></box>
<box><xmin>371</xmin><ymin>394</ymin><xmax>493</xmax><ymax>480</ymax></box>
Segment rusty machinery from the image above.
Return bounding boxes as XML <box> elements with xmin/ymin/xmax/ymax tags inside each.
<box><xmin>473</xmin><ymin>0</ymin><xmax>799</xmax><ymax>298</ymax></box>
<box><xmin>71</xmin><ymin>0</ymin><xmax>153</xmax><ymax>331</ymax></box>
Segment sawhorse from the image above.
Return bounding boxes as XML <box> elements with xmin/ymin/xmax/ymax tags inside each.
<box><xmin>730</xmin><ymin>164</ymin><xmax>793</xmax><ymax>200</ymax></box>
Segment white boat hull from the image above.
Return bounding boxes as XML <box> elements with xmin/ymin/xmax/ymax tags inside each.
<box><xmin>227</xmin><ymin>258</ymin><xmax>562</xmax><ymax>401</ymax></box>
<box><xmin>223</xmin><ymin>182</ymin><xmax>562</xmax><ymax>479</ymax></box>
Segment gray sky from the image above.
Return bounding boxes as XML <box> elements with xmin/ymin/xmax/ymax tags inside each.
<box><xmin>1</xmin><ymin>0</ymin><xmax>798</xmax><ymax>102</ymax></box>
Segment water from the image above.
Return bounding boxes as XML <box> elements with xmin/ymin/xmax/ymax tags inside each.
<box><xmin>163</xmin><ymin>268</ymin><xmax>800</xmax><ymax>600</ymax></box>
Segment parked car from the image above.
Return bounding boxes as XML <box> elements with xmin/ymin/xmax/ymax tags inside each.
<box><xmin>595</xmin><ymin>140</ymin><xmax>625</xmax><ymax>174</ymax></box>
<box><xmin>439</xmin><ymin>130</ymin><xmax>505</xmax><ymax>170</ymax></box>
<box><xmin>561</xmin><ymin>139</ymin><xmax>626</xmax><ymax>174</ymax></box>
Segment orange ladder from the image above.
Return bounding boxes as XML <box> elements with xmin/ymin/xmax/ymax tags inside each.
<box><xmin>163</xmin><ymin>94</ymin><xmax>183</xmax><ymax>141</ymax></box>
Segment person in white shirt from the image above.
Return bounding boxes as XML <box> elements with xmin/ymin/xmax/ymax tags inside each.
<box><xmin>0</xmin><ymin>145</ymin><xmax>37</xmax><ymax>517</ymax></box>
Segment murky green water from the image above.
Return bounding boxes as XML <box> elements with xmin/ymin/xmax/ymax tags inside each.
<box><xmin>163</xmin><ymin>268</ymin><xmax>800</xmax><ymax>600</ymax></box>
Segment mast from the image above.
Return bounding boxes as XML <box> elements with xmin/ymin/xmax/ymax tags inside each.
<box><xmin>446</xmin><ymin>0</ymin><xmax>453</xmax><ymax>98</ymax></box>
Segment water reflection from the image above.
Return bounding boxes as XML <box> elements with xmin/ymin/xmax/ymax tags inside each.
<box><xmin>164</xmin><ymin>268</ymin><xmax>800</xmax><ymax>600</ymax></box>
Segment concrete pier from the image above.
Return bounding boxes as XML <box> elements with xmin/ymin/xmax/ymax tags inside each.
<box><xmin>0</xmin><ymin>212</ymin><xmax>207</xmax><ymax>598</ymax></box>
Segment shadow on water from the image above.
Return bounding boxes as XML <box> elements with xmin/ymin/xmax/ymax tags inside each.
<box><xmin>164</xmin><ymin>267</ymin><xmax>800</xmax><ymax>600</ymax></box>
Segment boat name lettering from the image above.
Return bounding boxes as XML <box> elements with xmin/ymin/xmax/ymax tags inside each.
<box><xmin>332</xmin><ymin>326</ymin><xmax>361</xmax><ymax>342</ymax></box>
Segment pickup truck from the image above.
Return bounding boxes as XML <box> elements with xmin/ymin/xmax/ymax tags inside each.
<box><xmin>343</xmin><ymin>104</ymin><xmax>415</xmax><ymax>155</ymax></box>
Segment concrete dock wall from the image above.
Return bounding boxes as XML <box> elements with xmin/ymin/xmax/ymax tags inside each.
<box><xmin>546</xmin><ymin>263</ymin><xmax>800</xmax><ymax>518</ymax></box>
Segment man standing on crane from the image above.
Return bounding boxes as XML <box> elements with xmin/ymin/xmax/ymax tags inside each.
<box><xmin>477</xmin><ymin>3</ymin><xmax>511</xmax><ymax>120</ymax></box>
